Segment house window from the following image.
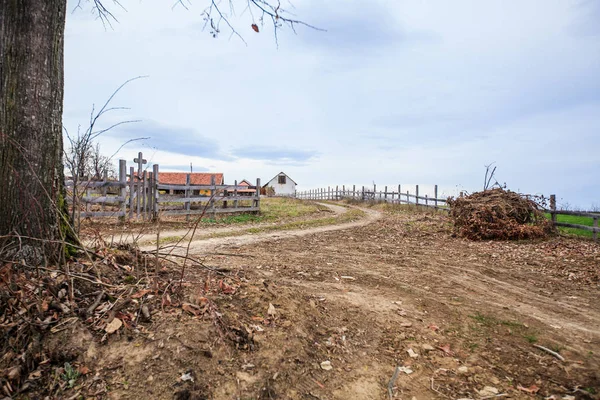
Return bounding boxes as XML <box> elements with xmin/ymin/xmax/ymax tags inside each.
<box><xmin>278</xmin><ymin>175</ymin><xmax>286</xmax><ymax>184</ymax></box>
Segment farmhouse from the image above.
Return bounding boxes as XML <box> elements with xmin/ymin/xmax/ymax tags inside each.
<box><xmin>159</xmin><ymin>172</ymin><xmax>224</xmax><ymax>195</ymax></box>
<box><xmin>263</xmin><ymin>172</ymin><xmax>297</xmax><ymax>196</ymax></box>
<box><xmin>237</xmin><ymin>179</ymin><xmax>257</xmax><ymax>196</ymax></box>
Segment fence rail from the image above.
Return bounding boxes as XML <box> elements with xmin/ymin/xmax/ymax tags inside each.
<box><xmin>548</xmin><ymin>195</ymin><xmax>598</xmax><ymax>241</ymax></box>
<box><xmin>296</xmin><ymin>184</ymin><xmax>449</xmax><ymax>211</ymax></box>
<box><xmin>67</xmin><ymin>157</ymin><xmax>261</xmax><ymax>221</ymax></box>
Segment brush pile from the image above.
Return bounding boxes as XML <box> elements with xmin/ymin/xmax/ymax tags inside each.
<box><xmin>447</xmin><ymin>188</ymin><xmax>553</xmax><ymax>240</ymax></box>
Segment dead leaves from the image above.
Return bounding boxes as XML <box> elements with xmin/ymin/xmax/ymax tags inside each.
<box><xmin>104</xmin><ymin>318</ymin><xmax>122</xmax><ymax>334</ymax></box>
<box><xmin>251</xmin><ymin>24</ymin><xmax>259</xmax><ymax>33</ymax></box>
<box><xmin>182</xmin><ymin>302</ymin><xmax>206</xmax><ymax>317</ymax></box>
<box><xmin>437</xmin><ymin>344</ymin><xmax>453</xmax><ymax>355</ymax></box>
<box><xmin>517</xmin><ymin>384</ymin><xmax>540</xmax><ymax>394</ymax></box>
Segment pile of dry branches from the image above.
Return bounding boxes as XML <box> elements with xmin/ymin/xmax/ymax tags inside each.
<box><xmin>447</xmin><ymin>188</ymin><xmax>553</xmax><ymax>240</ymax></box>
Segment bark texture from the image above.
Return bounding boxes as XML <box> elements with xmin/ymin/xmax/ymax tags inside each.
<box><xmin>0</xmin><ymin>0</ymin><xmax>68</xmax><ymax>260</ymax></box>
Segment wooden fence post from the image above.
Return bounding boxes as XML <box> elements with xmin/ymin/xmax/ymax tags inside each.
<box><xmin>186</xmin><ymin>174</ymin><xmax>191</xmax><ymax>221</ymax></box>
<box><xmin>211</xmin><ymin>175</ymin><xmax>217</xmax><ymax>219</ymax></box>
<box><xmin>434</xmin><ymin>185</ymin><xmax>438</xmax><ymax>209</ymax></box>
<box><xmin>255</xmin><ymin>178</ymin><xmax>261</xmax><ymax>211</ymax></box>
<box><xmin>593</xmin><ymin>217</ymin><xmax>598</xmax><ymax>242</ymax></box>
<box><xmin>336</xmin><ymin>185</ymin><xmax>339</xmax><ymax>200</ymax></box>
<box><xmin>153</xmin><ymin>164</ymin><xmax>159</xmax><ymax>220</ymax></box>
<box><xmin>362</xmin><ymin>186</ymin><xmax>365</xmax><ymax>200</ymax></box>
<box><xmin>233</xmin><ymin>180</ymin><xmax>238</xmax><ymax>209</ymax></box>
<box><xmin>550</xmin><ymin>194</ymin><xmax>557</xmax><ymax>225</ymax></box>
<box><xmin>129</xmin><ymin>167</ymin><xmax>135</xmax><ymax>219</ymax></box>
<box><xmin>142</xmin><ymin>171</ymin><xmax>147</xmax><ymax>220</ymax></box>
<box><xmin>147</xmin><ymin>172</ymin><xmax>152</xmax><ymax>219</ymax></box>
<box><xmin>398</xmin><ymin>185</ymin><xmax>401</xmax><ymax>204</ymax></box>
<box><xmin>353</xmin><ymin>185</ymin><xmax>356</xmax><ymax>199</ymax></box>
<box><xmin>384</xmin><ymin>186</ymin><xmax>388</xmax><ymax>202</ymax></box>
<box><xmin>373</xmin><ymin>184</ymin><xmax>376</xmax><ymax>201</ymax></box>
<box><xmin>119</xmin><ymin>160</ymin><xmax>126</xmax><ymax>220</ymax></box>
<box><xmin>425</xmin><ymin>194</ymin><xmax>428</xmax><ymax>207</ymax></box>
<box><xmin>416</xmin><ymin>185</ymin><xmax>419</xmax><ymax>206</ymax></box>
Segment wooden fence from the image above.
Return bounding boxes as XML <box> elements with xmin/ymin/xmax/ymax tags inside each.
<box><xmin>295</xmin><ymin>184</ymin><xmax>449</xmax><ymax>211</ymax></box>
<box><xmin>67</xmin><ymin>158</ymin><xmax>260</xmax><ymax>221</ymax></box>
<box><xmin>156</xmin><ymin>175</ymin><xmax>261</xmax><ymax>219</ymax></box>
<box><xmin>548</xmin><ymin>195</ymin><xmax>599</xmax><ymax>241</ymax></box>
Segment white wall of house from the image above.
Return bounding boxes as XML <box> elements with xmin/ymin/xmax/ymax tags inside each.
<box><xmin>265</xmin><ymin>173</ymin><xmax>296</xmax><ymax>196</ymax></box>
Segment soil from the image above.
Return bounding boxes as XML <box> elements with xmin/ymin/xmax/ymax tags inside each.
<box><xmin>65</xmin><ymin>205</ymin><xmax>600</xmax><ymax>399</ymax></box>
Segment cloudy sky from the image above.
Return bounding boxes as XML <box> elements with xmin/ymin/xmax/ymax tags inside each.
<box><xmin>63</xmin><ymin>0</ymin><xmax>600</xmax><ymax>208</ymax></box>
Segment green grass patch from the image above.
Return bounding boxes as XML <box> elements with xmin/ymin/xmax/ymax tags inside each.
<box><xmin>260</xmin><ymin>197</ymin><xmax>332</xmax><ymax>220</ymax></box>
<box><xmin>544</xmin><ymin>213</ymin><xmax>598</xmax><ymax>238</ymax></box>
<box><xmin>203</xmin><ymin>208</ymin><xmax>365</xmax><ymax>239</ymax></box>
<box><xmin>201</xmin><ymin>214</ymin><xmax>263</xmax><ymax>224</ymax></box>
<box><xmin>158</xmin><ymin>235</ymin><xmax>184</xmax><ymax>244</ymax></box>
<box><xmin>523</xmin><ymin>333</ymin><xmax>538</xmax><ymax>343</ymax></box>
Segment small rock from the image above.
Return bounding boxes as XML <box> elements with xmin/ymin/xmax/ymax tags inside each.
<box><xmin>320</xmin><ymin>361</ymin><xmax>333</xmax><ymax>371</ymax></box>
<box><xmin>400</xmin><ymin>322</ymin><xmax>412</xmax><ymax>328</ymax></box>
<box><xmin>478</xmin><ymin>386</ymin><xmax>498</xmax><ymax>397</ymax></box>
<box><xmin>422</xmin><ymin>344</ymin><xmax>435</xmax><ymax>351</ymax></box>
<box><xmin>457</xmin><ymin>366</ymin><xmax>468</xmax><ymax>374</ymax></box>
<box><xmin>407</xmin><ymin>348</ymin><xmax>419</xmax><ymax>358</ymax></box>
<box><xmin>147</xmin><ymin>375</ymin><xmax>154</xmax><ymax>382</ymax></box>
<box><xmin>398</xmin><ymin>366</ymin><xmax>413</xmax><ymax>375</ymax></box>
<box><xmin>267</xmin><ymin>303</ymin><xmax>276</xmax><ymax>317</ymax></box>
<box><xmin>180</xmin><ymin>372</ymin><xmax>194</xmax><ymax>382</ymax></box>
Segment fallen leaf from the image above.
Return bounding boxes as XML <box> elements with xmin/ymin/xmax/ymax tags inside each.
<box><xmin>7</xmin><ymin>366</ymin><xmax>21</xmax><ymax>380</ymax></box>
<box><xmin>428</xmin><ymin>324</ymin><xmax>440</xmax><ymax>331</ymax></box>
<box><xmin>182</xmin><ymin>303</ymin><xmax>204</xmax><ymax>317</ymax></box>
<box><xmin>219</xmin><ymin>280</ymin><xmax>236</xmax><ymax>294</ymax></box>
<box><xmin>132</xmin><ymin>289</ymin><xmax>151</xmax><ymax>299</ymax></box>
<box><xmin>517</xmin><ymin>384</ymin><xmax>539</xmax><ymax>394</ymax></box>
<box><xmin>437</xmin><ymin>344</ymin><xmax>453</xmax><ymax>355</ymax></box>
<box><xmin>267</xmin><ymin>303</ymin><xmax>276</xmax><ymax>317</ymax></box>
<box><xmin>105</xmin><ymin>318</ymin><xmax>122</xmax><ymax>334</ymax></box>
<box><xmin>251</xmin><ymin>23</ymin><xmax>259</xmax><ymax>33</ymax></box>
<box><xmin>28</xmin><ymin>370</ymin><xmax>42</xmax><ymax>380</ymax></box>
<box><xmin>78</xmin><ymin>365</ymin><xmax>91</xmax><ymax>375</ymax></box>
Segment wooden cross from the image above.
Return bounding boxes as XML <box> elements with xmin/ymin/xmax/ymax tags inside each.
<box><xmin>134</xmin><ymin>152</ymin><xmax>147</xmax><ymax>178</ymax></box>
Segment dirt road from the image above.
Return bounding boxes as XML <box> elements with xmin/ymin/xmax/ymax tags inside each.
<box><xmin>138</xmin><ymin>202</ymin><xmax>381</xmax><ymax>255</ymax></box>
<box><xmin>94</xmin><ymin>205</ymin><xmax>600</xmax><ymax>400</ymax></box>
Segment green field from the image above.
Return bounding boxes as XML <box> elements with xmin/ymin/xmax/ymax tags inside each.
<box><xmin>545</xmin><ymin>213</ymin><xmax>599</xmax><ymax>239</ymax></box>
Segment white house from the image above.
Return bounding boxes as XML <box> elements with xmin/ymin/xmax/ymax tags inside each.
<box><xmin>263</xmin><ymin>172</ymin><xmax>297</xmax><ymax>196</ymax></box>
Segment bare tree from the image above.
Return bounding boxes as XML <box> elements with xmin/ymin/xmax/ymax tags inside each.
<box><xmin>63</xmin><ymin>76</ymin><xmax>147</xmax><ymax>232</ymax></box>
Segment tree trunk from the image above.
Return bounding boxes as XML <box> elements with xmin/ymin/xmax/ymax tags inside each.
<box><xmin>0</xmin><ymin>0</ymin><xmax>68</xmax><ymax>261</ymax></box>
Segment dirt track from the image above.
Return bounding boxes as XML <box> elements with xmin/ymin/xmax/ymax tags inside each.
<box><xmin>92</xmin><ymin>205</ymin><xmax>600</xmax><ymax>400</ymax></box>
<box><xmin>140</xmin><ymin>203</ymin><xmax>381</xmax><ymax>256</ymax></box>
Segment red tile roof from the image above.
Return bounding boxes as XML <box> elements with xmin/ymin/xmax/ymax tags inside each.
<box><xmin>159</xmin><ymin>172</ymin><xmax>224</xmax><ymax>186</ymax></box>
